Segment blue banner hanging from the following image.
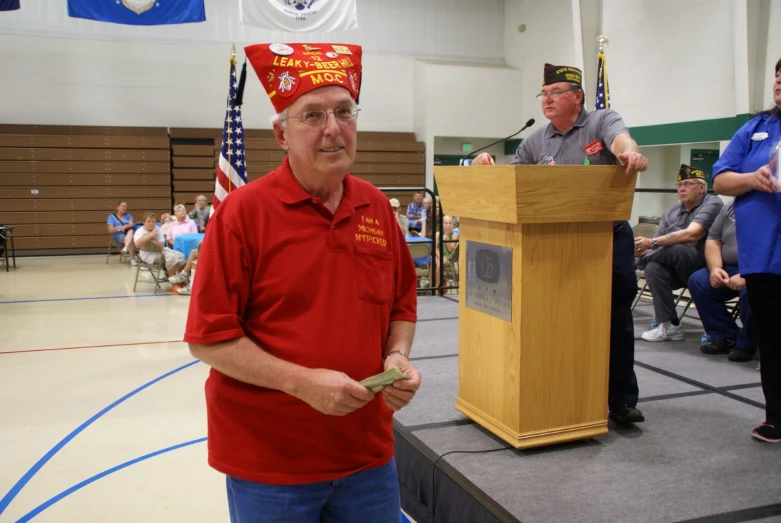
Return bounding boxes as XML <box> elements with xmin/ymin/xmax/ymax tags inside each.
<box><xmin>68</xmin><ymin>0</ymin><xmax>205</xmax><ymax>25</ymax></box>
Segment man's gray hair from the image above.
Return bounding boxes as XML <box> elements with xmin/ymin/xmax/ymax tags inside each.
<box><xmin>173</xmin><ymin>204</ymin><xmax>187</xmax><ymax>213</ymax></box>
<box><xmin>270</xmin><ymin>109</ymin><xmax>288</xmax><ymax>127</ymax></box>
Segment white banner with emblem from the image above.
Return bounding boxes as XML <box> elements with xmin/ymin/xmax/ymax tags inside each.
<box><xmin>240</xmin><ymin>0</ymin><xmax>357</xmax><ymax>32</ymax></box>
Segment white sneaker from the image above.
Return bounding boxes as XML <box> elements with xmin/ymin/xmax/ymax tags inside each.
<box><xmin>177</xmin><ymin>285</ymin><xmax>191</xmax><ymax>295</ymax></box>
<box><xmin>168</xmin><ymin>272</ymin><xmax>190</xmax><ymax>284</ymax></box>
<box><xmin>641</xmin><ymin>321</ymin><xmax>684</xmax><ymax>342</ymax></box>
<box><xmin>130</xmin><ymin>259</ymin><xmax>138</xmax><ymax>266</ymax></box>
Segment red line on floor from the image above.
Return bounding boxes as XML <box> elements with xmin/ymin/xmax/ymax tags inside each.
<box><xmin>0</xmin><ymin>339</ymin><xmax>185</xmax><ymax>355</ymax></box>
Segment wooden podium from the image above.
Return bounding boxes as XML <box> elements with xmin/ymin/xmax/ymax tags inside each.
<box><xmin>434</xmin><ymin>165</ymin><xmax>637</xmax><ymax>449</ymax></box>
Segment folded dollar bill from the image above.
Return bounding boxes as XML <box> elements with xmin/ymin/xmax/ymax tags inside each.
<box><xmin>360</xmin><ymin>367</ymin><xmax>410</xmax><ymax>393</ymax></box>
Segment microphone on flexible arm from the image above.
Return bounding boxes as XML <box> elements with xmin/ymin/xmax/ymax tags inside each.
<box><xmin>460</xmin><ymin>118</ymin><xmax>536</xmax><ymax>165</ymax></box>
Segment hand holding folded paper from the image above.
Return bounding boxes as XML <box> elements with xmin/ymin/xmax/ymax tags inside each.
<box><xmin>360</xmin><ymin>367</ymin><xmax>410</xmax><ymax>393</ymax></box>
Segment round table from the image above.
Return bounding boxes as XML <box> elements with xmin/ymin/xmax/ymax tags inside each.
<box><xmin>173</xmin><ymin>233</ymin><xmax>205</xmax><ymax>259</ymax></box>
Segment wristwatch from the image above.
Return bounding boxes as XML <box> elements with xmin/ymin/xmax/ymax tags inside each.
<box><xmin>651</xmin><ymin>238</ymin><xmax>659</xmax><ymax>250</ymax></box>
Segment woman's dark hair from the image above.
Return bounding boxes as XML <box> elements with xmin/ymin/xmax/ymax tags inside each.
<box><xmin>754</xmin><ymin>57</ymin><xmax>781</xmax><ymax>119</ymax></box>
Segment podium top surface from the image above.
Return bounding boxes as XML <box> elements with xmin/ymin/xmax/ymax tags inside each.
<box><xmin>434</xmin><ymin>164</ymin><xmax>637</xmax><ymax>224</ymax></box>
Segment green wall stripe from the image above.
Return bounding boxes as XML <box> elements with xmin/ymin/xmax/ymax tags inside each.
<box><xmin>504</xmin><ymin>139</ymin><xmax>522</xmax><ymax>155</ymax></box>
<box><xmin>629</xmin><ymin>114</ymin><xmax>751</xmax><ymax>146</ymax></box>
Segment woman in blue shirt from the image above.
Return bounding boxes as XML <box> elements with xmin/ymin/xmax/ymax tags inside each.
<box><xmin>106</xmin><ymin>200</ymin><xmax>137</xmax><ymax>264</ymax></box>
<box><xmin>712</xmin><ymin>57</ymin><xmax>781</xmax><ymax>443</ymax></box>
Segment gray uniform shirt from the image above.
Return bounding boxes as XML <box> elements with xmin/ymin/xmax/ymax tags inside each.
<box><xmin>512</xmin><ymin>108</ymin><xmax>628</xmax><ymax>166</ymax></box>
<box><xmin>656</xmin><ymin>193</ymin><xmax>723</xmax><ymax>253</ymax></box>
<box><xmin>706</xmin><ymin>200</ymin><xmax>737</xmax><ymax>266</ymax></box>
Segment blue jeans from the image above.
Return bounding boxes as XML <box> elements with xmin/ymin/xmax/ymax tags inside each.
<box><xmin>226</xmin><ymin>458</ymin><xmax>401</xmax><ymax>523</ymax></box>
<box><xmin>687</xmin><ymin>266</ymin><xmax>756</xmax><ymax>352</ymax></box>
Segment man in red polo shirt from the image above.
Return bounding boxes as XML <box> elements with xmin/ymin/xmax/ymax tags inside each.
<box><xmin>184</xmin><ymin>43</ymin><xmax>421</xmax><ymax>522</ymax></box>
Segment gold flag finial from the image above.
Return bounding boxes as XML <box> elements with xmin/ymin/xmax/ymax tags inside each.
<box><xmin>230</xmin><ymin>43</ymin><xmax>237</xmax><ymax>65</ymax></box>
<box><xmin>596</xmin><ymin>35</ymin><xmax>609</xmax><ymax>52</ymax></box>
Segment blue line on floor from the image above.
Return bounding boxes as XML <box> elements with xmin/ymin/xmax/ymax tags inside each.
<box><xmin>0</xmin><ymin>360</ymin><xmax>200</xmax><ymax>517</ymax></box>
<box><xmin>0</xmin><ymin>294</ymin><xmax>177</xmax><ymax>305</ymax></box>
<box><xmin>14</xmin><ymin>438</ymin><xmax>208</xmax><ymax>522</ymax></box>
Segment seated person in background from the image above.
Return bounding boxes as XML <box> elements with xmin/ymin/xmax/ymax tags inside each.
<box><xmin>421</xmin><ymin>196</ymin><xmax>434</xmax><ymax>239</ymax></box>
<box><xmin>107</xmin><ymin>200</ymin><xmax>137</xmax><ymax>265</ymax></box>
<box><xmin>159</xmin><ymin>213</ymin><xmax>173</xmax><ymax>237</ymax></box>
<box><xmin>688</xmin><ymin>201</ymin><xmax>757</xmax><ymax>361</ymax></box>
<box><xmin>406</xmin><ymin>191</ymin><xmax>425</xmax><ymax>232</ymax></box>
<box><xmin>635</xmin><ymin>165</ymin><xmax>724</xmax><ymax>342</ymax></box>
<box><xmin>167</xmin><ymin>204</ymin><xmax>198</xmax><ymax>248</ymax></box>
<box><xmin>189</xmin><ymin>194</ymin><xmax>211</xmax><ymax>232</ymax></box>
<box><xmin>389</xmin><ymin>198</ymin><xmax>409</xmax><ymax>236</ymax></box>
<box><xmin>169</xmin><ymin>240</ymin><xmax>201</xmax><ymax>296</ymax></box>
<box><xmin>134</xmin><ymin>213</ymin><xmax>186</xmax><ymax>278</ymax></box>
<box><xmin>435</xmin><ymin>215</ymin><xmax>459</xmax><ymax>281</ymax></box>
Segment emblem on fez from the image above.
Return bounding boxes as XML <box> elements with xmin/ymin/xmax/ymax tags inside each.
<box><xmin>121</xmin><ymin>0</ymin><xmax>156</xmax><ymax>14</ymax></box>
<box><xmin>278</xmin><ymin>71</ymin><xmax>296</xmax><ymax>93</ymax></box>
<box><xmin>348</xmin><ymin>71</ymin><xmax>357</xmax><ymax>91</ymax></box>
<box><xmin>285</xmin><ymin>0</ymin><xmax>316</xmax><ymax>11</ymax></box>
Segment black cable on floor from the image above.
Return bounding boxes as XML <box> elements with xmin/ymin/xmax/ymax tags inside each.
<box><xmin>431</xmin><ymin>447</ymin><xmax>514</xmax><ymax>520</ymax></box>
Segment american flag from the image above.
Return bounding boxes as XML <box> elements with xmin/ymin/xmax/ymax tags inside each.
<box><xmin>595</xmin><ymin>50</ymin><xmax>610</xmax><ymax>110</ymax></box>
<box><xmin>211</xmin><ymin>54</ymin><xmax>247</xmax><ymax>217</ymax></box>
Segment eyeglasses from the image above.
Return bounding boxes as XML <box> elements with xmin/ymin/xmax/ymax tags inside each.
<box><xmin>676</xmin><ymin>181</ymin><xmax>701</xmax><ymax>189</ymax></box>
<box><xmin>281</xmin><ymin>106</ymin><xmax>360</xmax><ymax>126</ymax></box>
<box><xmin>535</xmin><ymin>88</ymin><xmax>576</xmax><ymax>100</ymax></box>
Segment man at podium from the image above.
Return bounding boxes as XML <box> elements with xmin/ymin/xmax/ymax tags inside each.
<box><xmin>472</xmin><ymin>63</ymin><xmax>648</xmax><ymax>425</ymax></box>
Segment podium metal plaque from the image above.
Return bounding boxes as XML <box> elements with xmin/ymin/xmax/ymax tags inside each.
<box><xmin>464</xmin><ymin>241</ymin><xmax>513</xmax><ymax>322</ymax></box>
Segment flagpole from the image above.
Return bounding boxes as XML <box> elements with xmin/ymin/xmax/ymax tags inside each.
<box><xmin>227</xmin><ymin>44</ymin><xmax>237</xmax><ymax>194</ymax></box>
<box><xmin>595</xmin><ymin>35</ymin><xmax>609</xmax><ymax>110</ymax></box>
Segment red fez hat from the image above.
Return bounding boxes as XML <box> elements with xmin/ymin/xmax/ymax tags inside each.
<box><xmin>244</xmin><ymin>43</ymin><xmax>363</xmax><ymax>113</ymax></box>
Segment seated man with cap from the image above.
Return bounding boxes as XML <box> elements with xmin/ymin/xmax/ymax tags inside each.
<box><xmin>471</xmin><ymin>62</ymin><xmax>649</xmax><ymax>424</ymax></box>
<box><xmin>184</xmin><ymin>42</ymin><xmax>421</xmax><ymax>522</ymax></box>
<box><xmin>389</xmin><ymin>197</ymin><xmax>409</xmax><ymax>236</ymax></box>
<box><xmin>635</xmin><ymin>165</ymin><xmax>724</xmax><ymax>342</ymax></box>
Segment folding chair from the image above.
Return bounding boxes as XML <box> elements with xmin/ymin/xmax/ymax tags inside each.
<box><xmin>132</xmin><ymin>253</ymin><xmax>168</xmax><ymax>294</ymax></box>
<box><xmin>106</xmin><ymin>235</ymin><xmax>131</xmax><ymax>264</ymax></box>
<box><xmin>408</xmin><ymin>242</ymin><xmax>432</xmax><ymax>289</ymax></box>
<box><xmin>442</xmin><ymin>241</ymin><xmax>460</xmax><ymax>292</ymax></box>
<box><xmin>631</xmin><ymin>223</ymin><xmax>659</xmax><ymax>310</ymax></box>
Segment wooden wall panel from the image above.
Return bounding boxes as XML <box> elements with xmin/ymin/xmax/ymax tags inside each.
<box><xmin>2</xmin><ymin>174</ymin><xmax>170</xmax><ymax>186</ymax></box>
<box><xmin>0</xmin><ymin>136</ymin><xmax>169</xmax><ymax>149</ymax></box>
<box><xmin>169</xmin><ymin>128</ymin><xmax>219</xmax><ymax>210</ymax></box>
<box><xmin>0</xmin><ymin>161</ymin><xmax>169</xmax><ymax>173</ymax></box>
<box><xmin>0</xmin><ymin>148</ymin><xmax>169</xmax><ymax>161</ymax></box>
<box><xmin>0</xmin><ymin>125</ymin><xmax>171</xmax><ymax>256</ymax></box>
<box><xmin>0</xmin><ymin>187</ymin><xmax>171</xmax><ymax>199</ymax></box>
<box><xmin>1</xmin><ymin>127</ymin><xmax>424</xmax><ymax>257</ymax></box>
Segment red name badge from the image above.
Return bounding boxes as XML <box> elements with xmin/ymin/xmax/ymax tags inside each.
<box><xmin>583</xmin><ymin>140</ymin><xmax>604</xmax><ymax>156</ymax></box>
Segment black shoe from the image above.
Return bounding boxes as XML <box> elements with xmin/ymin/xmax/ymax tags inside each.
<box><xmin>751</xmin><ymin>422</ymin><xmax>781</xmax><ymax>443</ymax></box>
<box><xmin>609</xmin><ymin>407</ymin><xmax>645</xmax><ymax>424</ymax></box>
<box><xmin>728</xmin><ymin>348</ymin><xmax>757</xmax><ymax>362</ymax></box>
<box><xmin>699</xmin><ymin>339</ymin><xmax>736</xmax><ymax>355</ymax></box>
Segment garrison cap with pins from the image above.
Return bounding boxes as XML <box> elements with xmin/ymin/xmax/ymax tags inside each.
<box><xmin>542</xmin><ymin>63</ymin><xmax>583</xmax><ymax>86</ymax></box>
<box><xmin>677</xmin><ymin>164</ymin><xmax>707</xmax><ymax>182</ymax></box>
<box><xmin>244</xmin><ymin>43</ymin><xmax>363</xmax><ymax>113</ymax></box>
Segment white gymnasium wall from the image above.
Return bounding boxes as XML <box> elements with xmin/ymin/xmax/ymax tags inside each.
<box><xmin>417</xmin><ymin>61</ymin><xmax>526</xmax><ymax>186</ymax></box>
<box><xmin>0</xmin><ymin>0</ymin><xmax>505</xmax><ymax>61</ymax></box>
<box><xmin>762</xmin><ymin>0</ymin><xmax>781</xmax><ymax>109</ymax></box>
<box><xmin>504</xmin><ymin>0</ymin><xmax>578</xmax><ymax>127</ymax></box>
<box><xmin>602</xmin><ymin>0</ymin><xmax>737</xmax><ymax>127</ymax></box>
<box><xmin>0</xmin><ymin>0</ymin><xmax>504</xmax><ymax>130</ymax></box>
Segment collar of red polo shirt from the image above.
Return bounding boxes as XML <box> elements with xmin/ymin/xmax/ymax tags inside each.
<box><xmin>244</xmin><ymin>43</ymin><xmax>363</xmax><ymax>113</ymax></box>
